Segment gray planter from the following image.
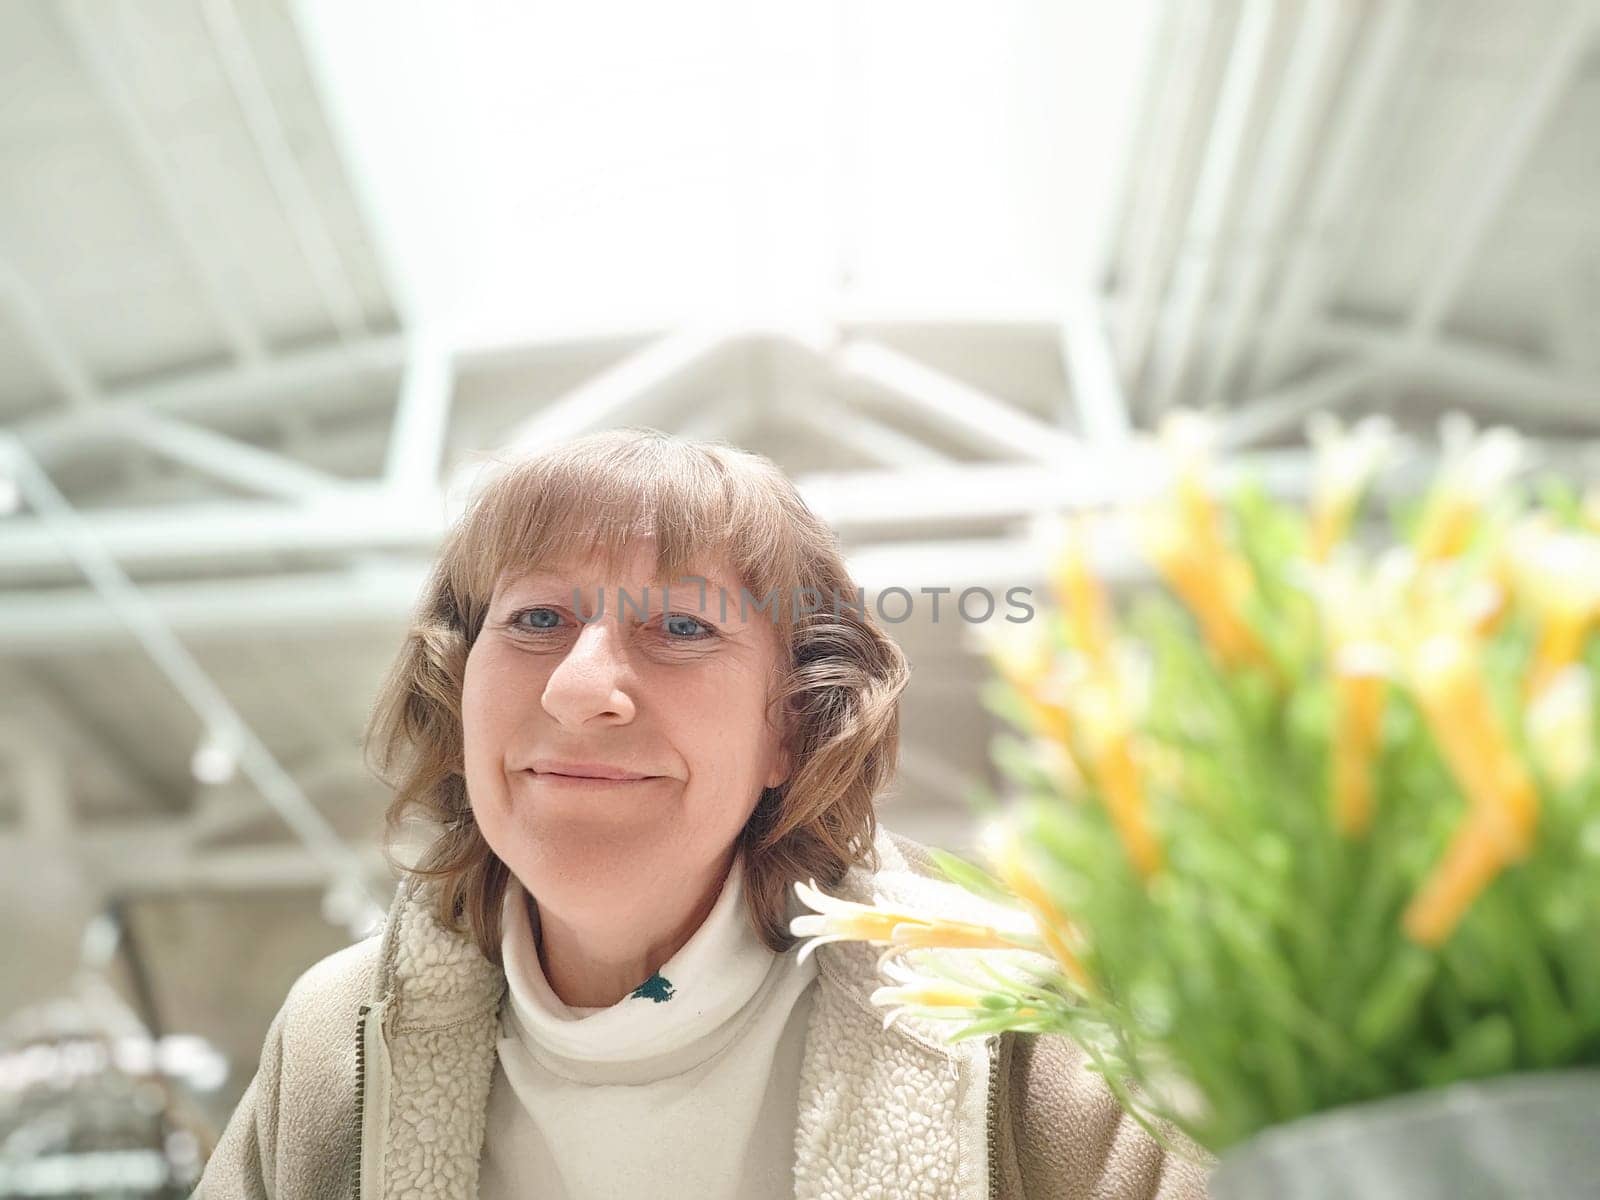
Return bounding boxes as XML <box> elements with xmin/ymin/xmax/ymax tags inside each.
<box><xmin>1208</xmin><ymin>1069</ymin><xmax>1600</xmax><ymax>1200</ymax></box>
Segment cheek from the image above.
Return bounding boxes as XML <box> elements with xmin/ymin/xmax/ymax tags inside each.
<box><xmin>460</xmin><ymin>645</ymin><xmax>526</xmax><ymax>766</ymax></box>
<box><xmin>674</xmin><ymin>673</ymin><xmax>780</xmax><ymax>793</ymax></box>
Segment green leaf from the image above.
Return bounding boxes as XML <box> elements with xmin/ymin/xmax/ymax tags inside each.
<box><xmin>1418</xmin><ymin>1015</ymin><xmax>1516</xmax><ymax>1088</ymax></box>
<box><xmin>1353</xmin><ymin>945</ymin><xmax>1436</xmax><ymax>1052</ymax></box>
<box><xmin>926</xmin><ymin>846</ymin><xmax>1017</xmax><ymax>907</ymax></box>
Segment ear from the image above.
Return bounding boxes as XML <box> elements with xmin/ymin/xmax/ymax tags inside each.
<box><xmin>765</xmin><ymin>744</ymin><xmax>793</xmax><ymax>790</ymax></box>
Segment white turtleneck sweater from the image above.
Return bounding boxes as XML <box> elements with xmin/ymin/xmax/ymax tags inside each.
<box><xmin>477</xmin><ymin>853</ymin><xmax>820</xmax><ymax>1199</ymax></box>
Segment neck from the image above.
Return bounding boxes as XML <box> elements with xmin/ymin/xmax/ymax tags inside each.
<box><xmin>532</xmin><ymin>848</ymin><xmax>736</xmax><ymax>1009</ymax></box>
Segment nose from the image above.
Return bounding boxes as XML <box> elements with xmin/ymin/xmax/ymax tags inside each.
<box><xmin>540</xmin><ymin>618</ymin><xmax>637</xmax><ymax>728</ymax></box>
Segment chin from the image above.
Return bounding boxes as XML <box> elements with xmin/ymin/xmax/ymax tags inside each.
<box><xmin>494</xmin><ymin>818</ymin><xmax>672</xmax><ymax>888</ymax></box>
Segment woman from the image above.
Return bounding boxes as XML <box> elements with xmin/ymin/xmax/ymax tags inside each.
<box><xmin>195</xmin><ymin>428</ymin><xmax>1210</xmax><ymax>1199</ymax></box>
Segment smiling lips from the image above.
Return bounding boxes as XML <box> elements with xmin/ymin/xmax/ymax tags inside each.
<box><xmin>528</xmin><ymin>759</ymin><xmax>659</xmax><ymax>782</ymax></box>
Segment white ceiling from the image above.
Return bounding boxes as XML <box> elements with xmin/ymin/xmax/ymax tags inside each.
<box><xmin>288</xmin><ymin>0</ymin><xmax>1156</xmax><ymax>345</ymax></box>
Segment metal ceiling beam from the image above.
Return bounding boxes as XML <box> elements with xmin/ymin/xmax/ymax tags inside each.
<box><xmin>1144</xmin><ymin>0</ymin><xmax>1283</xmax><ymax>417</ymax></box>
<box><xmin>0</xmin><ymin>258</ymin><xmax>101</xmax><ymax>414</ymax></box>
<box><xmin>1248</xmin><ymin>0</ymin><xmax>1423</xmax><ymax>392</ymax></box>
<box><xmin>56</xmin><ymin>0</ymin><xmax>267</xmax><ymax>365</ymax></box>
<box><xmin>1341</xmin><ymin>0</ymin><xmax>1597</xmax><ymax>417</ymax></box>
<box><xmin>799</xmin><ymin>450</ymin><xmax>1310</xmax><ymax>532</ymax></box>
<box><xmin>1110</xmin><ymin>287</ymin><xmax>1600</xmax><ymax>420</ymax></box>
<box><xmin>1217</xmin><ymin>360</ymin><xmax>1384</xmax><ymax>450</ymax></box>
<box><xmin>100</xmin><ymin>410</ymin><xmax>352</xmax><ymax>501</ymax></box>
<box><xmin>1059</xmin><ymin>294</ymin><xmax>1132</xmax><ymax>450</ymax></box>
<box><xmin>775</xmin><ymin>394</ymin><xmax>957</xmax><ymax>469</ymax></box>
<box><xmin>818</xmin><ymin>311</ymin><xmax>1596</xmax><ymax>431</ymax></box>
<box><xmin>16</xmin><ymin>333</ymin><xmax>406</xmax><ymax>465</ymax></box>
<box><xmin>198</xmin><ymin>0</ymin><xmax>371</xmax><ymax>343</ymax></box>
<box><xmin>0</xmin><ymin>488</ymin><xmax>441</xmax><ymax>577</ymax></box>
<box><xmin>1093</xmin><ymin>0</ymin><xmax>1183</xmax><ymax>298</ymax></box>
<box><xmin>0</xmin><ymin>562</ymin><xmax>433</xmax><ymax>653</ymax></box>
<box><xmin>1198</xmin><ymin>0</ymin><xmax>1356</xmax><ymax>410</ymax></box>
<box><xmin>1115</xmin><ymin>0</ymin><xmax>1240</xmax><ymax>393</ymax></box>
<box><xmin>11</xmin><ymin>411</ymin><xmax>1599</xmax><ymax>589</ymax></box>
<box><xmin>383</xmin><ymin>331</ymin><xmax>456</xmax><ymax>496</ymax></box>
<box><xmin>1401</xmin><ymin>2</ymin><xmax>1598</xmax><ymax>351</ymax></box>
<box><xmin>1308</xmin><ymin>319</ymin><xmax>1600</xmax><ymax>422</ymax></box>
<box><xmin>833</xmin><ymin>339</ymin><xmax>1083</xmax><ymax>464</ymax></box>
<box><xmin>437</xmin><ymin>328</ymin><xmax>734</xmax><ymax>518</ymax></box>
<box><xmin>499</xmin><ymin>329</ymin><xmax>730</xmax><ymax>454</ymax></box>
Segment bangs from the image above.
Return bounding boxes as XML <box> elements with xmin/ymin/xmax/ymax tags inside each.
<box><xmin>450</xmin><ymin>427</ymin><xmax>799</xmax><ymax>624</ymax></box>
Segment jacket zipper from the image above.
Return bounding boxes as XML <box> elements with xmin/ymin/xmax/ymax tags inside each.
<box><xmin>353</xmin><ymin>998</ymin><xmax>391</xmax><ymax>1200</ymax></box>
<box><xmin>353</xmin><ymin>1005</ymin><xmax>368</xmax><ymax>1200</ymax></box>
<box><xmin>985</xmin><ymin>1033</ymin><xmax>1002</xmax><ymax>1200</ymax></box>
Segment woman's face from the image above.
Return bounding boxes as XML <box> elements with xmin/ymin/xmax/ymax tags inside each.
<box><xmin>461</xmin><ymin>538</ymin><xmax>791</xmax><ymax>924</ymax></box>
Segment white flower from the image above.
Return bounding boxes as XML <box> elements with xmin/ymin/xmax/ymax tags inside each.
<box><xmin>1436</xmin><ymin>414</ymin><xmax>1526</xmax><ymax>503</ymax></box>
<box><xmin>789</xmin><ymin>879</ymin><xmax>952</xmax><ymax>965</ymax></box>
<box><xmin>1505</xmin><ymin>517</ymin><xmax>1600</xmax><ymax>620</ymax></box>
<box><xmin>868</xmin><ymin>953</ymin><xmax>994</xmax><ymax>1032</ymax></box>
<box><xmin>1308</xmin><ymin>412</ymin><xmax>1398</xmax><ymax>526</ymax></box>
<box><xmin>789</xmin><ymin>878</ymin><xmax>1046</xmax><ymax>966</ymax></box>
<box><xmin>867</xmin><ymin>947</ymin><xmax>1068</xmax><ymax>1034</ymax></box>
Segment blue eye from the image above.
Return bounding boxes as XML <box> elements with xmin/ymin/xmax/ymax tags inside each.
<box><xmin>509</xmin><ymin>607</ymin><xmax>714</xmax><ymax>640</ymax></box>
<box><xmin>512</xmin><ymin>607</ymin><xmax>563</xmax><ymax>630</ymax></box>
<box><xmin>663</xmin><ymin>613</ymin><xmax>714</xmax><ymax>640</ymax></box>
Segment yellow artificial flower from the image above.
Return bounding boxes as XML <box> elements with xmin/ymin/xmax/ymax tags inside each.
<box><xmin>1064</xmin><ymin>645</ymin><xmax>1163</xmax><ymax>878</ymax></box>
<box><xmin>977</xmin><ymin>817</ymin><xmax>1094</xmax><ymax>989</ymax></box>
<box><xmin>1140</xmin><ymin>412</ymin><xmax>1273</xmax><ymax>675</ymax></box>
<box><xmin>1400</xmin><ymin>631</ymin><xmax>1540</xmax><ymax>947</ymax></box>
<box><xmin>1042</xmin><ymin>512</ymin><xmax>1116</xmax><ymax>668</ymax></box>
<box><xmin>1333</xmin><ymin>650</ymin><xmax>1389</xmax><ymax>838</ymax></box>
<box><xmin>1308</xmin><ymin>554</ymin><xmax>1395</xmax><ymax>837</ymax></box>
<box><xmin>1096</xmin><ymin>731</ymin><xmax>1163</xmax><ymax>878</ymax></box>
<box><xmin>974</xmin><ymin>619</ymin><xmax>1079</xmax><ymax>753</ymax></box>
<box><xmin>1502</xmin><ymin>515</ymin><xmax>1600</xmax><ymax>701</ymax></box>
<box><xmin>1140</xmin><ymin>505</ymin><xmax>1267</xmax><ymax>672</ymax></box>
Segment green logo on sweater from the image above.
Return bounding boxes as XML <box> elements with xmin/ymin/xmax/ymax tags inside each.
<box><xmin>630</xmin><ymin>972</ymin><xmax>675</xmax><ymax>1003</ymax></box>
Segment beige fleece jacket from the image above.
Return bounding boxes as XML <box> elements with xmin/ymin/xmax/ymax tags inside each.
<box><xmin>193</xmin><ymin>825</ymin><xmax>1213</xmax><ymax>1199</ymax></box>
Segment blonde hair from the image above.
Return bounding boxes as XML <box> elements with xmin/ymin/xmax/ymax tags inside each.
<box><xmin>363</xmin><ymin>426</ymin><xmax>909</xmax><ymax>963</ymax></box>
